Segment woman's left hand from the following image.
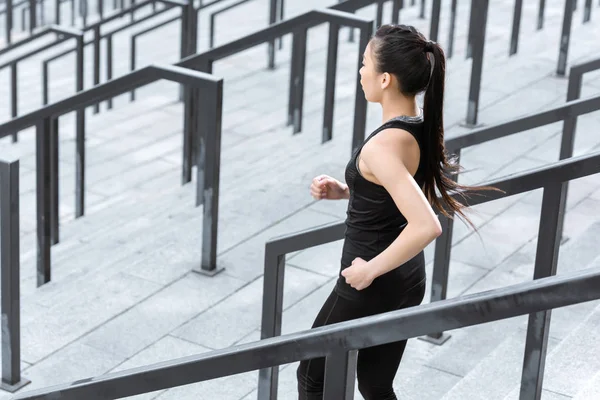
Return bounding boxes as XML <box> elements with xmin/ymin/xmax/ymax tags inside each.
<box><xmin>341</xmin><ymin>257</ymin><xmax>375</xmax><ymax>291</ymax></box>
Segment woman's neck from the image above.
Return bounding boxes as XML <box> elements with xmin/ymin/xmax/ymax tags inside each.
<box><xmin>380</xmin><ymin>96</ymin><xmax>420</xmax><ymax>123</ymax></box>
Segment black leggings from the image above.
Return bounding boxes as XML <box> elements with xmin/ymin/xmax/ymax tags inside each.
<box><xmin>296</xmin><ymin>280</ymin><xmax>426</xmax><ymax>400</ymax></box>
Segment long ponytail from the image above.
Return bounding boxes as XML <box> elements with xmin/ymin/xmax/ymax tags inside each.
<box><xmin>421</xmin><ymin>42</ymin><xmax>498</xmax><ymax>229</ymax></box>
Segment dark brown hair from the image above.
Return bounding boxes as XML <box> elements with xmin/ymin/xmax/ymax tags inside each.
<box><xmin>370</xmin><ymin>24</ymin><xmax>497</xmax><ymax>229</ymax></box>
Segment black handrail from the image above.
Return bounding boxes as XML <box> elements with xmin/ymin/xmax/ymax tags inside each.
<box><xmin>175</xmin><ymin>9</ymin><xmax>372</xmax><ymax>212</ymax></box>
<box><xmin>208</xmin><ymin>0</ymin><xmax>253</xmax><ymax>49</ymax></box>
<box><xmin>11</xmin><ymin>263</ymin><xmax>600</xmax><ymax>399</ymax></box>
<box><xmin>0</xmin><ymin>159</ymin><xmax>29</xmax><ymax>393</ymax></box>
<box><xmin>259</xmin><ymin>146</ymin><xmax>600</xmax><ymax>399</ymax></box>
<box><xmin>554</xmin><ymin>56</ymin><xmax>600</xmax><ymax>235</ymax></box>
<box><xmin>38</xmin><ymin>0</ymin><xmax>189</xmax><ymax>114</ymax></box>
<box><xmin>0</xmin><ymin>25</ymin><xmax>84</xmax><ymax>145</ymax></box>
<box><xmin>0</xmin><ymin>64</ymin><xmax>223</xmax><ymax>288</ymax></box>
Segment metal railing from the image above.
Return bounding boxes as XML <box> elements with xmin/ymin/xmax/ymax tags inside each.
<box><xmin>173</xmin><ymin>8</ymin><xmax>372</xmax><ymax>275</ymax></box>
<box><xmin>554</xmin><ymin>56</ymin><xmax>600</xmax><ymax>250</ymax></box>
<box><xmin>0</xmin><ymin>159</ymin><xmax>28</xmax><ymax>393</ymax></box>
<box><xmin>258</xmin><ymin>145</ymin><xmax>600</xmax><ymax>399</ymax></box>
<box><xmin>208</xmin><ymin>0</ymin><xmax>253</xmax><ymax>49</ymax></box>
<box><xmin>10</xmin><ymin>244</ymin><xmax>600</xmax><ymax>398</ymax></box>
<box><xmin>0</xmin><ymin>25</ymin><xmax>84</xmax><ymax>143</ymax></box>
<box><xmin>38</xmin><ymin>0</ymin><xmax>191</xmax><ymax>114</ymax></box>
<box><xmin>0</xmin><ymin>64</ymin><xmax>223</xmax><ymax>287</ymax></box>
<box><xmin>1</xmin><ymin>0</ymin><xmax>36</xmax><ymax>43</ymax></box>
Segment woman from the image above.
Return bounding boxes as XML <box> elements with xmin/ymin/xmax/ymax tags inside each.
<box><xmin>297</xmin><ymin>24</ymin><xmax>483</xmax><ymax>399</ymax></box>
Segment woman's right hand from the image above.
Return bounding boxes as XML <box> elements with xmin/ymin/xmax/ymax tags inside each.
<box><xmin>310</xmin><ymin>175</ymin><xmax>349</xmax><ymax>200</ymax></box>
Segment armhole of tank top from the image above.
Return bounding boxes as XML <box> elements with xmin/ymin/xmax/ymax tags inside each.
<box><xmin>357</xmin><ymin>121</ymin><xmax>422</xmax><ymax>181</ymax></box>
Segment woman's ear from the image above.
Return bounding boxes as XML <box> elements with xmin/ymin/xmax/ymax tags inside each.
<box><xmin>380</xmin><ymin>72</ymin><xmax>392</xmax><ymax>90</ymax></box>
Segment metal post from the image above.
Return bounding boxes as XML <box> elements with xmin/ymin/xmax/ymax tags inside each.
<box><xmin>28</xmin><ymin>0</ymin><xmax>36</xmax><ymax>32</ymax></box>
<box><xmin>276</xmin><ymin>0</ymin><xmax>284</xmax><ymax>49</ymax></box>
<box><xmin>419</xmin><ymin>0</ymin><xmax>425</xmax><ymax>18</ymax></box>
<box><xmin>392</xmin><ymin>0</ymin><xmax>401</xmax><ymax>24</ymax></box>
<box><xmin>429</xmin><ymin>0</ymin><xmax>441</xmax><ymax>42</ymax></box>
<box><xmin>287</xmin><ymin>35</ymin><xmax>298</xmax><ymax>127</ymax></box>
<box><xmin>182</xmin><ymin>86</ymin><xmax>194</xmax><ymax>184</ymax></box>
<box><xmin>537</xmin><ymin>0</ymin><xmax>545</xmax><ymax>29</ymax></box>
<box><xmin>50</xmin><ymin>117</ymin><xmax>59</xmax><ymax>246</ymax></box>
<box><xmin>97</xmin><ymin>0</ymin><xmax>103</xmax><ymax>19</ymax></box>
<box><xmin>583</xmin><ymin>0</ymin><xmax>592</xmax><ymax>22</ymax></box>
<box><xmin>195</xmin><ymin>80</ymin><xmax>224</xmax><ymax>277</ymax></box>
<box><xmin>70</xmin><ymin>0</ymin><xmax>75</xmax><ymax>26</ymax></box>
<box><xmin>556</xmin><ymin>0</ymin><xmax>574</xmax><ymax>77</ymax></box>
<box><xmin>323</xmin><ymin>23</ymin><xmax>339</xmax><ymax>144</ymax></box>
<box><xmin>465</xmin><ymin>0</ymin><xmax>489</xmax><ymax>127</ymax></box>
<box><xmin>323</xmin><ymin>350</ymin><xmax>357</xmax><ymax>399</ymax></box>
<box><xmin>267</xmin><ymin>0</ymin><xmax>277</xmax><ymax>69</ymax></box>
<box><xmin>555</xmin><ymin>68</ymin><xmax>583</xmax><ymax>245</ymax></box>
<box><xmin>447</xmin><ymin>0</ymin><xmax>457</xmax><ymax>58</ymax></box>
<box><xmin>81</xmin><ymin>0</ymin><xmax>88</xmax><ymax>27</ymax></box>
<box><xmin>36</xmin><ymin>118</ymin><xmax>52</xmax><ymax>286</ymax></box>
<box><xmin>509</xmin><ymin>0</ymin><xmax>523</xmax><ymax>55</ymax></box>
<box><xmin>93</xmin><ymin>26</ymin><xmax>101</xmax><ymax>113</ymax></box>
<box><xmin>465</xmin><ymin>0</ymin><xmax>475</xmax><ymax>59</ymax></box>
<box><xmin>351</xmin><ymin>26</ymin><xmax>370</xmax><ymax>152</ymax></box>
<box><xmin>0</xmin><ymin>160</ymin><xmax>31</xmax><ymax>393</ymax></box>
<box><xmin>519</xmin><ymin>182</ymin><xmax>565</xmax><ymax>400</ymax></box>
<box><xmin>419</xmin><ymin>214</ymin><xmax>455</xmax><ymax>345</ymax></box>
<box><xmin>130</xmin><ymin>35</ymin><xmax>137</xmax><ymax>101</ymax></box>
<box><xmin>75</xmin><ymin>36</ymin><xmax>85</xmax><ymax>219</ymax></box>
<box><xmin>290</xmin><ymin>29</ymin><xmax>307</xmax><ymax>134</ymax></box>
<box><xmin>6</xmin><ymin>0</ymin><xmax>13</xmax><ymax>45</ymax></box>
<box><xmin>42</xmin><ymin>61</ymin><xmax>49</xmax><ymax>105</ymax></box>
<box><xmin>258</xmin><ymin>251</ymin><xmax>286</xmax><ymax>400</ymax></box>
<box><xmin>375</xmin><ymin>0</ymin><xmax>384</xmax><ymax>28</ymax></box>
<box><xmin>10</xmin><ymin>63</ymin><xmax>18</xmax><ymax>143</ymax></box>
<box><xmin>106</xmin><ymin>35</ymin><xmax>113</xmax><ymax>109</ymax></box>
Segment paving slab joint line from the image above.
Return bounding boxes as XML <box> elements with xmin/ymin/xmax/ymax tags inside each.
<box><xmin>24</xmin><ymin>270</ymin><xmax>205</xmax><ymax>367</ymax></box>
<box><xmin>218</xmin><ymin>200</ymin><xmax>320</xmax><ymax>256</ymax></box>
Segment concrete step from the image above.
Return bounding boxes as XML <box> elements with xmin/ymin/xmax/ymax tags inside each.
<box><xmin>502</xmin><ymin>260</ymin><xmax>600</xmax><ymax>399</ymax></box>
<box><xmin>573</xmin><ymin>370</ymin><xmax>600</xmax><ymax>400</ymax></box>
<box><xmin>438</xmin><ymin>221</ymin><xmax>600</xmax><ymax>400</ymax></box>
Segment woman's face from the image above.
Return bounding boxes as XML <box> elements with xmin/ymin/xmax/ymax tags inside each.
<box><xmin>359</xmin><ymin>41</ymin><xmax>390</xmax><ymax>103</ymax></box>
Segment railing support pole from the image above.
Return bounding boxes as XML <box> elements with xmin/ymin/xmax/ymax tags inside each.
<box><xmin>290</xmin><ymin>29</ymin><xmax>307</xmax><ymax>134</ymax></box>
<box><xmin>28</xmin><ymin>0</ymin><xmax>36</xmax><ymax>33</ymax></box>
<box><xmin>36</xmin><ymin>118</ymin><xmax>52</xmax><ymax>286</ymax></box>
<box><xmin>464</xmin><ymin>0</ymin><xmax>488</xmax><ymax>127</ymax></box>
<box><xmin>182</xmin><ymin>86</ymin><xmax>194</xmax><ymax>184</ymax></box>
<box><xmin>93</xmin><ymin>26</ymin><xmax>101</xmax><ymax>113</ymax></box>
<box><xmin>351</xmin><ymin>25</ymin><xmax>371</xmax><ymax>152</ymax></box>
<box><xmin>537</xmin><ymin>0</ymin><xmax>546</xmax><ymax>29</ymax></box>
<box><xmin>554</xmin><ymin>69</ymin><xmax>583</xmax><ymax>245</ymax></box>
<box><xmin>75</xmin><ymin>35</ymin><xmax>86</xmax><ymax>219</ymax></box>
<box><xmin>323</xmin><ymin>23</ymin><xmax>339</xmax><ymax>144</ymax></box>
<box><xmin>0</xmin><ymin>160</ymin><xmax>31</xmax><ymax>393</ymax></box>
<box><xmin>391</xmin><ymin>0</ymin><xmax>401</xmax><ymax>24</ymax></box>
<box><xmin>50</xmin><ymin>117</ymin><xmax>59</xmax><ymax>245</ymax></box>
<box><xmin>106</xmin><ymin>35</ymin><xmax>114</xmax><ymax>109</ymax></box>
<box><xmin>6</xmin><ymin>0</ymin><xmax>13</xmax><ymax>45</ymax></box>
<box><xmin>195</xmin><ymin>79</ymin><xmax>224</xmax><ymax>277</ymax></box>
<box><xmin>509</xmin><ymin>0</ymin><xmax>523</xmax><ymax>56</ymax></box>
<box><xmin>419</xmin><ymin>0</ymin><xmax>425</xmax><ymax>18</ymax></box>
<box><xmin>375</xmin><ymin>0</ymin><xmax>384</xmax><ymax>28</ymax></box>
<box><xmin>519</xmin><ymin>183</ymin><xmax>565</xmax><ymax>400</ymax></box>
<box><xmin>10</xmin><ymin>63</ymin><xmax>18</xmax><ymax>143</ymax></box>
<box><xmin>429</xmin><ymin>0</ymin><xmax>441</xmax><ymax>42</ymax></box>
<box><xmin>583</xmin><ymin>0</ymin><xmax>592</xmax><ymax>22</ymax></box>
<box><xmin>258</xmin><ymin>251</ymin><xmax>286</xmax><ymax>400</ymax></box>
<box><xmin>465</xmin><ymin>0</ymin><xmax>475</xmax><ymax>59</ymax></box>
<box><xmin>267</xmin><ymin>0</ymin><xmax>277</xmax><ymax>69</ymax></box>
<box><xmin>447</xmin><ymin>0</ymin><xmax>457</xmax><ymax>58</ymax></box>
<box><xmin>556</xmin><ymin>0</ymin><xmax>574</xmax><ymax>76</ymax></box>
<box><xmin>324</xmin><ymin>350</ymin><xmax>357</xmax><ymax>399</ymax></box>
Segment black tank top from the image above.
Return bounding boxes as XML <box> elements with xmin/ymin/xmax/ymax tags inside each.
<box><xmin>335</xmin><ymin>115</ymin><xmax>427</xmax><ymax>302</ymax></box>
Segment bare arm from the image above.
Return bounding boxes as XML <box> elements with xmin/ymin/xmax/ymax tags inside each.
<box><xmin>360</xmin><ymin>128</ymin><xmax>442</xmax><ymax>279</ymax></box>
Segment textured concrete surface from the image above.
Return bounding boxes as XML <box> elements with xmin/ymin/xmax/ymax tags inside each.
<box><xmin>1</xmin><ymin>0</ymin><xmax>600</xmax><ymax>399</ymax></box>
